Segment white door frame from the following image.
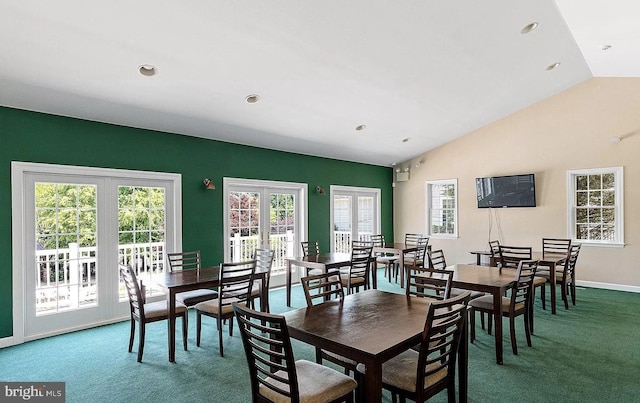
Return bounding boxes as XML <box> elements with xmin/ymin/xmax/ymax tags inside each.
<box><xmin>329</xmin><ymin>185</ymin><xmax>381</xmax><ymax>251</ymax></box>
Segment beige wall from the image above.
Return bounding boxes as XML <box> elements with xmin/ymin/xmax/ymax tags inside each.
<box><xmin>394</xmin><ymin>77</ymin><xmax>640</xmax><ymax>290</ymax></box>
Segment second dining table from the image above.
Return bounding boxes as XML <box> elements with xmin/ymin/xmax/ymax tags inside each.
<box><xmin>419</xmin><ymin>263</ymin><xmax>516</xmax><ymax>365</ymax></box>
<box><xmin>282</xmin><ymin>289</ymin><xmax>468</xmax><ymax>403</ymax></box>
<box><xmin>286</xmin><ymin>253</ymin><xmax>374</xmax><ymax>307</ymax></box>
<box><xmin>144</xmin><ymin>265</ymin><xmax>269</xmax><ymax>362</ymax></box>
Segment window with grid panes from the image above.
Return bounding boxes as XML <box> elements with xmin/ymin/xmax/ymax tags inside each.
<box><xmin>426</xmin><ymin>179</ymin><xmax>458</xmax><ymax>238</ymax></box>
<box><xmin>568</xmin><ymin>167</ymin><xmax>624</xmax><ymax>246</ymax></box>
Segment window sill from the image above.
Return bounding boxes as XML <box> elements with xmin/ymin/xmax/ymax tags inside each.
<box><xmin>577</xmin><ymin>241</ymin><xmax>625</xmax><ymax>248</ymax></box>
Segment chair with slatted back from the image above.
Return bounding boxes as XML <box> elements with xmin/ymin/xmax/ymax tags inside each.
<box><xmin>300</xmin><ymin>272</ymin><xmax>359</xmax><ymax>376</ymax></box>
<box><xmin>120</xmin><ymin>264</ymin><xmax>188</xmax><ymax>362</ymax></box>
<box><xmin>370</xmin><ymin>234</ymin><xmax>399</xmax><ymax>283</ymax></box>
<box><xmin>488</xmin><ymin>240</ymin><xmax>501</xmax><ymax>267</ymax></box>
<box><xmin>498</xmin><ymin>245</ymin><xmax>532</xmax><ymax>269</ymax></box>
<box><xmin>339</xmin><ymin>243</ymin><xmax>373</xmax><ymax>294</ymax></box>
<box><xmin>195</xmin><ymin>260</ymin><xmax>256</xmax><ymax>357</ymax></box>
<box><xmin>167</xmin><ymin>251</ymin><xmax>218</xmax><ymax>306</ymax></box>
<box><xmin>248</xmin><ymin>248</ymin><xmax>275</xmax><ymax>312</ymax></box>
<box><xmin>539</xmin><ymin>243</ymin><xmax>581</xmax><ymax>310</ymax></box>
<box><xmin>300</xmin><ymin>240</ymin><xmax>333</xmax><ymax>278</ymax></box>
<box><xmin>406</xmin><ymin>266</ymin><xmax>453</xmax><ymax>300</ymax></box>
<box><xmin>233</xmin><ymin>303</ymin><xmax>357</xmax><ymax>403</ymax></box>
<box><xmin>355</xmin><ymin>291</ymin><xmax>470</xmax><ymax>403</ymax></box>
<box><xmin>542</xmin><ymin>238</ymin><xmax>572</xmax><ymax>262</ymax></box>
<box><xmin>469</xmin><ymin>260</ymin><xmax>538</xmax><ymax>355</ymax></box>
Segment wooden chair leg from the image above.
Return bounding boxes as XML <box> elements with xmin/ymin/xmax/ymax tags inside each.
<box><xmin>562</xmin><ymin>281</ymin><xmax>570</xmax><ymax>310</ymax></box>
<box><xmin>196</xmin><ymin>311</ymin><xmax>202</xmax><ymax>347</ymax></box>
<box><xmin>469</xmin><ymin>308</ymin><xmax>476</xmax><ymax>343</ymax></box>
<box><xmin>540</xmin><ymin>283</ymin><xmax>546</xmax><ymax>310</ymax></box>
<box><xmin>570</xmin><ymin>282</ymin><xmax>577</xmax><ymax>305</ymax></box>
<box><xmin>509</xmin><ymin>316</ymin><xmax>518</xmax><ymax>355</ymax></box>
<box><xmin>182</xmin><ymin>314</ymin><xmax>188</xmax><ymax>351</ymax></box>
<box><xmin>218</xmin><ymin>317</ymin><xmax>224</xmax><ymax>357</ymax></box>
<box><xmin>524</xmin><ymin>310</ymin><xmax>532</xmax><ymax>347</ymax></box>
<box><xmin>128</xmin><ymin>319</ymin><xmax>135</xmax><ymax>352</ymax></box>
<box><xmin>487</xmin><ymin>314</ymin><xmax>493</xmax><ymax>336</ymax></box>
<box><xmin>137</xmin><ymin>321</ymin><xmax>145</xmax><ymax>363</ymax></box>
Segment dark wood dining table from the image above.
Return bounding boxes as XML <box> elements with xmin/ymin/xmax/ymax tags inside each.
<box><xmin>372</xmin><ymin>242</ymin><xmax>418</xmax><ymax>288</ymax></box>
<box><xmin>144</xmin><ymin>266</ymin><xmax>268</xmax><ymax>362</ymax></box>
<box><xmin>530</xmin><ymin>251</ymin><xmax>568</xmax><ymax>315</ymax></box>
<box><xmin>420</xmin><ymin>264</ymin><xmax>517</xmax><ymax>365</ymax></box>
<box><xmin>285</xmin><ymin>253</ymin><xmax>354</xmax><ymax>307</ymax></box>
<box><xmin>282</xmin><ymin>289</ymin><xmax>468</xmax><ymax>403</ymax></box>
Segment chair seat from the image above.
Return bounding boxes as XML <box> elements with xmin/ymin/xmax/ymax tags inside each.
<box><xmin>339</xmin><ymin>274</ymin><xmax>365</xmax><ymax>286</ymax></box>
<box><xmin>469</xmin><ymin>295</ymin><xmax>525</xmax><ymax>313</ymax></box>
<box><xmin>259</xmin><ymin>359</ymin><xmax>357</xmax><ymax>403</ymax></box>
<box><xmin>533</xmin><ymin>276</ymin><xmax>547</xmax><ymax>285</ymax></box>
<box><xmin>356</xmin><ymin>349</ymin><xmax>447</xmax><ymax>393</ymax></box>
<box><xmin>144</xmin><ymin>300</ymin><xmax>187</xmax><ymax>319</ymax></box>
<box><xmin>377</xmin><ymin>255</ymin><xmax>398</xmax><ymax>263</ymax></box>
<box><xmin>194</xmin><ymin>298</ymin><xmax>242</xmax><ymax>315</ymax></box>
<box><xmin>451</xmin><ymin>288</ymin><xmax>484</xmax><ymax>299</ymax></box>
<box><xmin>175</xmin><ymin>289</ymin><xmax>218</xmax><ymax>306</ymax></box>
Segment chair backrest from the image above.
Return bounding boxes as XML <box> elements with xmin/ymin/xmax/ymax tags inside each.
<box><xmin>509</xmin><ymin>260</ymin><xmax>538</xmax><ymax>311</ymax></box>
<box><xmin>499</xmin><ymin>245</ymin><xmax>532</xmax><ymax>269</ymax></box>
<box><xmin>414</xmin><ymin>236</ymin><xmax>430</xmax><ymax>266</ymax></box>
<box><xmin>414</xmin><ymin>291</ymin><xmax>470</xmax><ymax>402</ymax></box>
<box><xmin>253</xmin><ymin>248</ymin><xmax>275</xmax><ymax>287</ymax></box>
<box><xmin>120</xmin><ymin>264</ymin><xmax>144</xmax><ymax>319</ymax></box>
<box><xmin>351</xmin><ymin>240</ymin><xmax>374</xmax><ymax>248</ymax></box>
<box><xmin>542</xmin><ymin>238</ymin><xmax>572</xmax><ymax>258</ymax></box>
<box><xmin>564</xmin><ymin>243</ymin><xmax>581</xmax><ymax>280</ymax></box>
<box><xmin>301</xmin><ymin>240</ymin><xmax>320</xmax><ymax>256</ymax></box>
<box><xmin>233</xmin><ymin>303</ymin><xmax>300</xmax><ymax>402</ymax></box>
<box><xmin>405</xmin><ymin>233</ymin><xmax>423</xmax><ymax>248</ymax></box>
<box><xmin>370</xmin><ymin>234</ymin><xmax>385</xmax><ymax>248</ymax></box>
<box><xmin>428</xmin><ymin>249</ymin><xmax>447</xmax><ymax>270</ymax></box>
<box><xmin>300</xmin><ymin>272</ymin><xmax>345</xmax><ymax>307</ymax></box>
<box><xmin>218</xmin><ymin>260</ymin><xmax>257</xmax><ymax>308</ymax></box>
<box><xmin>167</xmin><ymin>250</ymin><xmax>201</xmax><ymax>272</ymax></box>
<box><xmin>488</xmin><ymin>240</ymin><xmax>501</xmax><ymax>256</ymax></box>
<box><xmin>406</xmin><ymin>267</ymin><xmax>453</xmax><ymax>299</ymax></box>
<box><xmin>348</xmin><ymin>243</ymin><xmax>373</xmax><ymax>279</ymax></box>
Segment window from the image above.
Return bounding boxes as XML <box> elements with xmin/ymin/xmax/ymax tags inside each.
<box><xmin>567</xmin><ymin>167</ymin><xmax>624</xmax><ymax>246</ymax></box>
<box><xmin>330</xmin><ymin>186</ymin><xmax>380</xmax><ymax>252</ymax></box>
<box><xmin>426</xmin><ymin>179</ymin><xmax>457</xmax><ymax>238</ymax></box>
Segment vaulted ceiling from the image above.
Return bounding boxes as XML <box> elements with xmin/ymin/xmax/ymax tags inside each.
<box><xmin>1</xmin><ymin>1</ymin><xmax>638</xmax><ymax>166</ymax></box>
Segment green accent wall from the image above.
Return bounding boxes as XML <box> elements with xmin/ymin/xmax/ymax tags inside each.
<box><xmin>0</xmin><ymin>106</ymin><xmax>393</xmax><ymax>338</ymax></box>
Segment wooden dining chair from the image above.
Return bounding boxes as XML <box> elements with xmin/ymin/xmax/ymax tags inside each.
<box><xmin>469</xmin><ymin>260</ymin><xmax>538</xmax><ymax>355</ymax></box>
<box><xmin>233</xmin><ymin>303</ymin><xmax>357</xmax><ymax>403</ymax></box>
<box><xmin>539</xmin><ymin>243</ymin><xmax>581</xmax><ymax>310</ymax></box>
<box><xmin>406</xmin><ymin>266</ymin><xmax>453</xmax><ymax>300</ymax></box>
<box><xmin>120</xmin><ymin>264</ymin><xmax>188</xmax><ymax>362</ymax></box>
<box><xmin>356</xmin><ymin>291</ymin><xmax>470</xmax><ymax>403</ymax></box>
<box><xmin>194</xmin><ymin>260</ymin><xmax>256</xmax><ymax>357</ymax></box>
<box><xmin>301</xmin><ymin>240</ymin><xmax>320</xmax><ymax>256</ymax></box>
<box><xmin>542</xmin><ymin>238</ymin><xmax>572</xmax><ymax>261</ymax></box>
<box><xmin>498</xmin><ymin>245</ymin><xmax>533</xmax><ymax>269</ymax></box>
<box><xmin>488</xmin><ymin>240</ymin><xmax>501</xmax><ymax>266</ymax></box>
<box><xmin>248</xmin><ymin>248</ymin><xmax>275</xmax><ymax>312</ymax></box>
<box><xmin>167</xmin><ymin>250</ymin><xmax>218</xmax><ymax>307</ymax></box>
<box><xmin>370</xmin><ymin>234</ymin><xmax>399</xmax><ymax>282</ymax></box>
<box><xmin>339</xmin><ymin>243</ymin><xmax>373</xmax><ymax>294</ymax></box>
<box><xmin>300</xmin><ymin>272</ymin><xmax>359</xmax><ymax>376</ymax></box>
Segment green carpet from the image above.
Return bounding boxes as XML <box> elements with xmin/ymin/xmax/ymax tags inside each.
<box><xmin>1</xmin><ymin>270</ymin><xmax>638</xmax><ymax>402</ymax></box>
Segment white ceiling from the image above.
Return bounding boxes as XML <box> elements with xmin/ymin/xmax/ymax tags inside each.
<box><xmin>1</xmin><ymin>1</ymin><xmax>638</xmax><ymax>166</ymax></box>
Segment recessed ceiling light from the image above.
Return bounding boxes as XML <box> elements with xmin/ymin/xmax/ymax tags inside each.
<box><xmin>138</xmin><ymin>64</ymin><xmax>157</xmax><ymax>77</ymax></box>
<box><xmin>520</xmin><ymin>22</ymin><xmax>539</xmax><ymax>34</ymax></box>
<box><xmin>546</xmin><ymin>62</ymin><xmax>561</xmax><ymax>71</ymax></box>
<box><xmin>601</xmin><ymin>45</ymin><xmax>612</xmax><ymax>51</ymax></box>
<box><xmin>355</xmin><ymin>124</ymin><xmax>366</xmax><ymax>131</ymax></box>
<box><xmin>402</xmin><ymin>137</ymin><xmax>410</xmax><ymax>143</ymax></box>
<box><xmin>245</xmin><ymin>94</ymin><xmax>260</xmax><ymax>104</ymax></box>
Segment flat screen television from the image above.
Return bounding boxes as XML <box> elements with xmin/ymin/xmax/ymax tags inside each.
<box><xmin>476</xmin><ymin>174</ymin><xmax>536</xmax><ymax>208</ymax></box>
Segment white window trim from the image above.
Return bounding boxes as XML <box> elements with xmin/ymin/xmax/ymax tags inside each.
<box><xmin>566</xmin><ymin>166</ymin><xmax>624</xmax><ymax>248</ymax></box>
<box><xmin>425</xmin><ymin>179</ymin><xmax>458</xmax><ymax>239</ymax></box>
<box><xmin>329</xmin><ymin>185</ymin><xmax>381</xmax><ymax>251</ymax></box>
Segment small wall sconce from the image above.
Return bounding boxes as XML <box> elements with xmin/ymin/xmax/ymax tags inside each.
<box><xmin>203</xmin><ymin>178</ymin><xmax>215</xmax><ymax>190</ymax></box>
<box><xmin>315</xmin><ymin>186</ymin><xmax>326</xmax><ymax>195</ymax></box>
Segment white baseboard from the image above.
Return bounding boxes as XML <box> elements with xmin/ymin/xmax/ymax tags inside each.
<box><xmin>576</xmin><ymin>280</ymin><xmax>640</xmax><ymax>293</ymax></box>
<box><xmin>0</xmin><ymin>336</ymin><xmax>15</xmax><ymax>349</ymax></box>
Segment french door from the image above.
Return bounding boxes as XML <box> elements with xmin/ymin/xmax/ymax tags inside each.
<box><xmin>11</xmin><ymin>162</ymin><xmax>180</xmax><ymax>343</ymax></box>
<box><xmin>224</xmin><ymin>178</ymin><xmax>306</xmax><ymax>287</ymax></box>
<box><xmin>330</xmin><ymin>185</ymin><xmax>380</xmax><ymax>252</ymax></box>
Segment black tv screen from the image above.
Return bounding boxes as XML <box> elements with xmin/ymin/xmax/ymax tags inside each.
<box><xmin>476</xmin><ymin>174</ymin><xmax>536</xmax><ymax>208</ymax></box>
